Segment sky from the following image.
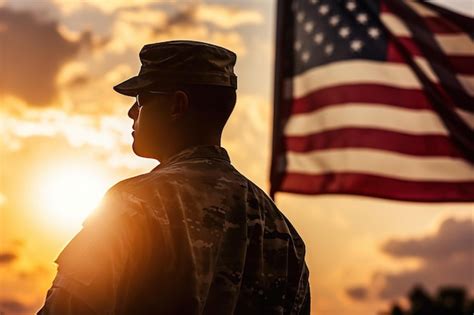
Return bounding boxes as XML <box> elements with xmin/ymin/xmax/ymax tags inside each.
<box><xmin>0</xmin><ymin>0</ymin><xmax>473</xmax><ymax>314</ymax></box>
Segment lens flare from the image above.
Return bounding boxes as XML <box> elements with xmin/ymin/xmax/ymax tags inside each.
<box><xmin>37</xmin><ymin>165</ymin><xmax>109</xmax><ymax>230</ymax></box>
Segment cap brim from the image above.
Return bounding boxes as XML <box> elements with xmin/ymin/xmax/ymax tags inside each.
<box><xmin>113</xmin><ymin>76</ymin><xmax>155</xmax><ymax>96</ymax></box>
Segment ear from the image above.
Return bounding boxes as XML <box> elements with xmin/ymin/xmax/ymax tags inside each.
<box><xmin>170</xmin><ymin>90</ymin><xmax>189</xmax><ymax>120</ymax></box>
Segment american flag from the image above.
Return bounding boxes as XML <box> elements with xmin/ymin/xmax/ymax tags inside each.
<box><xmin>270</xmin><ymin>0</ymin><xmax>474</xmax><ymax>201</ymax></box>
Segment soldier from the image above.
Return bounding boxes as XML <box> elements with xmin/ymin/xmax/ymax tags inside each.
<box><xmin>38</xmin><ymin>40</ymin><xmax>310</xmax><ymax>315</ymax></box>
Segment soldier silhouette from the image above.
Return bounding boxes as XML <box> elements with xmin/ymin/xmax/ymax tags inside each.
<box><xmin>38</xmin><ymin>40</ymin><xmax>310</xmax><ymax>315</ymax></box>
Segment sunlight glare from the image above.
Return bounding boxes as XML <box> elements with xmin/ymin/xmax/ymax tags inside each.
<box><xmin>37</xmin><ymin>165</ymin><xmax>109</xmax><ymax>230</ymax></box>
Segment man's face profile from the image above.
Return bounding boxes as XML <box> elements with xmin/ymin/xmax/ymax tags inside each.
<box><xmin>127</xmin><ymin>92</ymin><xmax>172</xmax><ymax>158</ymax></box>
<box><xmin>127</xmin><ymin>90</ymin><xmax>190</xmax><ymax>160</ymax></box>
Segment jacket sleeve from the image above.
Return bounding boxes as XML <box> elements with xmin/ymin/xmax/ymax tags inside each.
<box><xmin>37</xmin><ymin>287</ymin><xmax>96</xmax><ymax>315</ymax></box>
<box><xmin>37</xmin><ymin>188</ymin><xmax>147</xmax><ymax>315</ymax></box>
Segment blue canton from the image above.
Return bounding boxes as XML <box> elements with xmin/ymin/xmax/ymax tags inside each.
<box><xmin>286</xmin><ymin>0</ymin><xmax>389</xmax><ymax>76</ymax></box>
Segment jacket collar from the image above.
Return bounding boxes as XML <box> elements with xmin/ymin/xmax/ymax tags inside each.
<box><xmin>151</xmin><ymin>145</ymin><xmax>230</xmax><ymax>172</ymax></box>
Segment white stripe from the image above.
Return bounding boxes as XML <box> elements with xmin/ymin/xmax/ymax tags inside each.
<box><xmin>290</xmin><ymin>59</ymin><xmax>473</xmax><ymax>98</ymax></box>
<box><xmin>286</xmin><ymin>149</ymin><xmax>474</xmax><ymax>181</ymax></box>
<box><xmin>284</xmin><ymin>104</ymin><xmax>449</xmax><ymax>136</ymax></box>
<box><xmin>456</xmin><ymin>108</ymin><xmax>474</xmax><ymax>130</ymax></box>
<box><xmin>413</xmin><ymin>56</ymin><xmax>438</xmax><ymax>83</ymax></box>
<box><xmin>381</xmin><ymin>13</ymin><xmax>474</xmax><ymax>56</ymax></box>
<box><xmin>436</xmin><ymin>34</ymin><xmax>474</xmax><ymax>55</ymax></box>
<box><xmin>406</xmin><ymin>2</ymin><xmax>438</xmax><ymax>17</ymax></box>
<box><xmin>414</xmin><ymin>57</ymin><xmax>474</xmax><ymax>97</ymax></box>
<box><xmin>381</xmin><ymin>13</ymin><xmax>411</xmax><ymax>36</ymax></box>
<box><xmin>458</xmin><ymin>74</ymin><xmax>474</xmax><ymax>97</ymax></box>
<box><xmin>290</xmin><ymin>60</ymin><xmax>423</xmax><ymax>98</ymax></box>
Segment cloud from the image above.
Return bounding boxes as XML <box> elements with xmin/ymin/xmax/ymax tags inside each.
<box><xmin>0</xmin><ymin>192</ymin><xmax>6</xmax><ymax>206</ymax></box>
<box><xmin>104</xmin><ymin>4</ymin><xmax>250</xmax><ymax>57</ymax></box>
<box><xmin>1</xmin><ymin>108</ymin><xmax>130</xmax><ymax>151</ymax></box>
<box><xmin>0</xmin><ymin>2</ymin><xmax>265</xmax><ymax>115</ymax></box>
<box><xmin>345</xmin><ymin>286</ymin><xmax>368</xmax><ymax>301</ymax></box>
<box><xmin>381</xmin><ymin>217</ymin><xmax>472</xmax><ymax>260</ymax></box>
<box><xmin>223</xmin><ymin>94</ymin><xmax>271</xmax><ymax>186</ymax></box>
<box><xmin>377</xmin><ymin>252</ymin><xmax>471</xmax><ymax>299</ymax></box>
<box><xmin>64</xmin><ymin>74</ymin><xmax>92</xmax><ymax>88</ymax></box>
<box><xmin>0</xmin><ymin>298</ymin><xmax>29</xmax><ymax>314</ymax></box>
<box><xmin>152</xmin><ymin>5</ymin><xmax>250</xmax><ymax>56</ymax></box>
<box><xmin>51</xmin><ymin>0</ymin><xmax>154</xmax><ymax>14</ymax></box>
<box><xmin>54</xmin><ymin>1</ymin><xmax>116</xmax><ymax>38</ymax></box>
<box><xmin>0</xmin><ymin>7</ymin><xmax>89</xmax><ymax>106</ymax></box>
<box><xmin>0</xmin><ymin>101</ymin><xmax>159</xmax><ymax>172</ymax></box>
<box><xmin>105</xmin><ymin>8</ymin><xmax>167</xmax><ymax>54</ymax></box>
<box><xmin>0</xmin><ymin>251</ymin><xmax>17</xmax><ymax>265</ymax></box>
<box><xmin>194</xmin><ymin>4</ymin><xmax>264</xmax><ymax>29</ymax></box>
<box><xmin>347</xmin><ymin>217</ymin><xmax>474</xmax><ymax>301</ymax></box>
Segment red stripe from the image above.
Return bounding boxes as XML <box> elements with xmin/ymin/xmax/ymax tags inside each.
<box><xmin>381</xmin><ymin>1</ymin><xmax>471</xmax><ymax>33</ymax></box>
<box><xmin>284</xmin><ymin>128</ymin><xmax>463</xmax><ymax>157</ymax></box>
<box><xmin>290</xmin><ymin>85</ymin><xmax>432</xmax><ymax>115</ymax></box>
<box><xmin>387</xmin><ymin>38</ymin><xmax>474</xmax><ymax>75</ymax></box>
<box><xmin>383</xmin><ymin>3</ymin><xmax>467</xmax><ymax>34</ymax></box>
<box><xmin>387</xmin><ymin>38</ymin><xmax>423</xmax><ymax>59</ymax></box>
<box><xmin>448</xmin><ymin>56</ymin><xmax>474</xmax><ymax>75</ymax></box>
<box><xmin>380</xmin><ymin>1</ymin><xmax>391</xmax><ymax>13</ymax></box>
<box><xmin>381</xmin><ymin>1</ymin><xmax>463</xmax><ymax>33</ymax></box>
<box><xmin>384</xmin><ymin>36</ymin><xmax>474</xmax><ymax>112</ymax></box>
<box><xmin>423</xmin><ymin>17</ymin><xmax>464</xmax><ymax>34</ymax></box>
<box><xmin>279</xmin><ymin>172</ymin><xmax>474</xmax><ymax>202</ymax></box>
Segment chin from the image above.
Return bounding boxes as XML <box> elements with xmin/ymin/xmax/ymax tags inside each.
<box><xmin>132</xmin><ymin>142</ymin><xmax>157</xmax><ymax>159</ymax></box>
<box><xmin>132</xmin><ymin>142</ymin><xmax>146</xmax><ymax>158</ymax></box>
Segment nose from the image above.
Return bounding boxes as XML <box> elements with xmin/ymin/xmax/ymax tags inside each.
<box><xmin>128</xmin><ymin>101</ymin><xmax>139</xmax><ymax>120</ymax></box>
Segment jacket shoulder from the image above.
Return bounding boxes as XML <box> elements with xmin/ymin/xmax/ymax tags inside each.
<box><xmin>106</xmin><ymin>171</ymin><xmax>155</xmax><ymax>194</ymax></box>
<box><xmin>83</xmin><ymin>172</ymin><xmax>156</xmax><ymax>227</ymax></box>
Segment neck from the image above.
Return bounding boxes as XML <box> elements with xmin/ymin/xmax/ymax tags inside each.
<box><xmin>157</xmin><ymin>134</ymin><xmax>221</xmax><ymax>162</ymax></box>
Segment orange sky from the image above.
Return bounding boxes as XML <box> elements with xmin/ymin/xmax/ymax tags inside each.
<box><xmin>0</xmin><ymin>1</ymin><xmax>473</xmax><ymax>314</ymax></box>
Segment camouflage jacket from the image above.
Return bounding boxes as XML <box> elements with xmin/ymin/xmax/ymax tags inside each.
<box><xmin>38</xmin><ymin>145</ymin><xmax>310</xmax><ymax>315</ymax></box>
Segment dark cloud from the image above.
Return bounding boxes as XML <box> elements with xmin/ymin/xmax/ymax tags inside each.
<box><xmin>0</xmin><ymin>298</ymin><xmax>29</xmax><ymax>314</ymax></box>
<box><xmin>11</xmin><ymin>239</ymin><xmax>25</xmax><ymax>248</ymax></box>
<box><xmin>58</xmin><ymin>2</ymin><xmax>115</xmax><ymax>38</ymax></box>
<box><xmin>0</xmin><ymin>8</ymin><xmax>92</xmax><ymax>106</ymax></box>
<box><xmin>152</xmin><ymin>5</ymin><xmax>196</xmax><ymax>34</ymax></box>
<box><xmin>66</xmin><ymin>74</ymin><xmax>92</xmax><ymax>88</ymax></box>
<box><xmin>17</xmin><ymin>263</ymin><xmax>50</xmax><ymax>280</ymax></box>
<box><xmin>381</xmin><ymin>218</ymin><xmax>472</xmax><ymax>260</ymax></box>
<box><xmin>347</xmin><ymin>217</ymin><xmax>473</xmax><ymax>300</ymax></box>
<box><xmin>378</xmin><ymin>249</ymin><xmax>472</xmax><ymax>299</ymax></box>
<box><xmin>166</xmin><ymin>5</ymin><xmax>196</xmax><ymax>26</ymax></box>
<box><xmin>0</xmin><ymin>251</ymin><xmax>17</xmax><ymax>264</ymax></box>
<box><xmin>346</xmin><ymin>286</ymin><xmax>368</xmax><ymax>301</ymax></box>
<box><xmin>77</xmin><ymin>30</ymin><xmax>110</xmax><ymax>51</ymax></box>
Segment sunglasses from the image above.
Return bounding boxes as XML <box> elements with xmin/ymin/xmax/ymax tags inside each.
<box><xmin>136</xmin><ymin>91</ymin><xmax>172</xmax><ymax>108</ymax></box>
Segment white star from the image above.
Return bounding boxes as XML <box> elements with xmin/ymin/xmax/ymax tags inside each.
<box><xmin>368</xmin><ymin>27</ymin><xmax>380</xmax><ymax>39</ymax></box>
<box><xmin>356</xmin><ymin>13</ymin><xmax>368</xmax><ymax>24</ymax></box>
<box><xmin>329</xmin><ymin>15</ymin><xmax>340</xmax><ymax>26</ymax></box>
<box><xmin>304</xmin><ymin>21</ymin><xmax>314</xmax><ymax>33</ymax></box>
<box><xmin>294</xmin><ymin>40</ymin><xmax>302</xmax><ymax>51</ymax></box>
<box><xmin>346</xmin><ymin>1</ymin><xmax>356</xmax><ymax>11</ymax></box>
<box><xmin>301</xmin><ymin>51</ymin><xmax>311</xmax><ymax>63</ymax></box>
<box><xmin>309</xmin><ymin>0</ymin><xmax>319</xmax><ymax>4</ymax></box>
<box><xmin>319</xmin><ymin>4</ymin><xmax>330</xmax><ymax>15</ymax></box>
<box><xmin>338</xmin><ymin>26</ymin><xmax>351</xmax><ymax>38</ymax></box>
<box><xmin>350</xmin><ymin>39</ymin><xmax>363</xmax><ymax>52</ymax></box>
<box><xmin>313</xmin><ymin>32</ymin><xmax>324</xmax><ymax>44</ymax></box>
<box><xmin>296</xmin><ymin>11</ymin><xmax>305</xmax><ymax>23</ymax></box>
<box><xmin>325</xmin><ymin>43</ymin><xmax>334</xmax><ymax>55</ymax></box>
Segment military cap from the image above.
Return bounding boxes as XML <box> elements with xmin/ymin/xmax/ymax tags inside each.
<box><xmin>113</xmin><ymin>40</ymin><xmax>237</xmax><ymax>96</ymax></box>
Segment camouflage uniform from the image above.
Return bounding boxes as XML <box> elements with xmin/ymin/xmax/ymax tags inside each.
<box><xmin>38</xmin><ymin>145</ymin><xmax>310</xmax><ymax>314</ymax></box>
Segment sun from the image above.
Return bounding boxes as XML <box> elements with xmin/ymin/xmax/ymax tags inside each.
<box><xmin>37</xmin><ymin>165</ymin><xmax>109</xmax><ymax>230</ymax></box>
